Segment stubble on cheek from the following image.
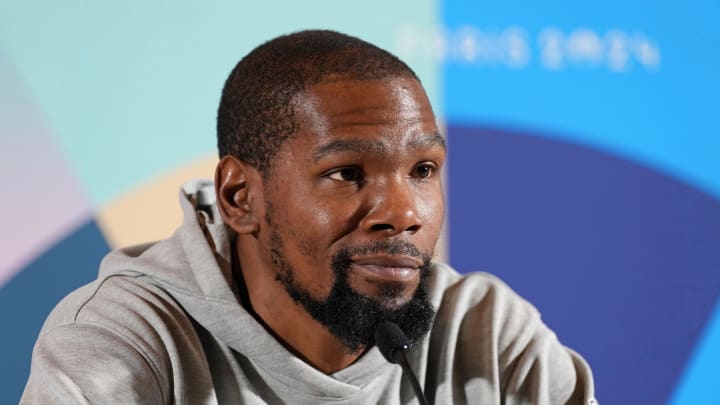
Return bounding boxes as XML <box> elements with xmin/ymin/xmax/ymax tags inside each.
<box><xmin>266</xmin><ymin>219</ymin><xmax>336</xmax><ymax>299</ymax></box>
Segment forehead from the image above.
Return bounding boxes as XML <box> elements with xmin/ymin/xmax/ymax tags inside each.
<box><xmin>287</xmin><ymin>77</ymin><xmax>441</xmax><ymax>154</ymax></box>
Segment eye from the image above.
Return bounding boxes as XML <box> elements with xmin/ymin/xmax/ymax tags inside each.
<box><xmin>412</xmin><ymin>162</ymin><xmax>437</xmax><ymax>179</ymax></box>
<box><xmin>327</xmin><ymin>166</ymin><xmax>364</xmax><ymax>182</ymax></box>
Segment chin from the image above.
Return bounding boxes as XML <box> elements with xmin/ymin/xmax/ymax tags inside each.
<box><xmin>355</xmin><ymin>280</ymin><xmax>418</xmax><ymax>309</ymax></box>
<box><xmin>375</xmin><ymin>296</ymin><xmax>413</xmax><ymax>311</ymax></box>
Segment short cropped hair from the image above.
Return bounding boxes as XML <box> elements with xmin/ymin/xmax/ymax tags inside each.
<box><xmin>217</xmin><ymin>30</ymin><xmax>420</xmax><ymax>174</ymax></box>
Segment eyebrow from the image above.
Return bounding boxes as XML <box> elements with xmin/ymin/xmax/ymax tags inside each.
<box><xmin>312</xmin><ymin>132</ymin><xmax>446</xmax><ymax>162</ymax></box>
<box><xmin>408</xmin><ymin>132</ymin><xmax>446</xmax><ymax>150</ymax></box>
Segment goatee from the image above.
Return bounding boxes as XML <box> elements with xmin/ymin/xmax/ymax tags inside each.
<box><xmin>271</xmin><ymin>236</ymin><xmax>436</xmax><ymax>353</ymax></box>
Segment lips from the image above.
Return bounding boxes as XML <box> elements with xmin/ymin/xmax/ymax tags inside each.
<box><xmin>349</xmin><ymin>255</ymin><xmax>423</xmax><ymax>281</ymax></box>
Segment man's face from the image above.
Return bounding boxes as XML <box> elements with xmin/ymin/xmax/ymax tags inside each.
<box><xmin>259</xmin><ymin>76</ymin><xmax>446</xmax><ymax>351</ymax></box>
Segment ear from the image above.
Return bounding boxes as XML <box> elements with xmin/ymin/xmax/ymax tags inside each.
<box><xmin>215</xmin><ymin>155</ymin><xmax>263</xmax><ymax>235</ymax></box>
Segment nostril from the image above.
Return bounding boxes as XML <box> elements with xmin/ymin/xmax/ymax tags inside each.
<box><xmin>405</xmin><ymin>224</ymin><xmax>420</xmax><ymax>233</ymax></box>
<box><xmin>370</xmin><ymin>223</ymin><xmax>395</xmax><ymax>232</ymax></box>
<box><xmin>369</xmin><ymin>223</ymin><xmax>421</xmax><ymax>233</ymax></box>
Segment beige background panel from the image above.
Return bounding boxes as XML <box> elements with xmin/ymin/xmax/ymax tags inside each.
<box><xmin>97</xmin><ymin>155</ymin><xmax>218</xmax><ymax>248</ymax></box>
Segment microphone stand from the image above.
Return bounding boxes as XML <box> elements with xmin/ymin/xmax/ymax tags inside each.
<box><xmin>375</xmin><ymin>322</ymin><xmax>430</xmax><ymax>405</ymax></box>
<box><xmin>397</xmin><ymin>349</ymin><xmax>428</xmax><ymax>405</ymax></box>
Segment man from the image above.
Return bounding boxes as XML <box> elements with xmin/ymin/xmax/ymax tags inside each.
<box><xmin>22</xmin><ymin>30</ymin><xmax>596</xmax><ymax>404</ymax></box>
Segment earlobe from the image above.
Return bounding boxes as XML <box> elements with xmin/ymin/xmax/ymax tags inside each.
<box><xmin>215</xmin><ymin>156</ymin><xmax>262</xmax><ymax>235</ymax></box>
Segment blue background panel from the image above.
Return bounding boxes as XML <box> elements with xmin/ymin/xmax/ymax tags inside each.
<box><xmin>447</xmin><ymin>125</ymin><xmax>720</xmax><ymax>404</ymax></box>
<box><xmin>442</xmin><ymin>0</ymin><xmax>720</xmax><ymax>200</ymax></box>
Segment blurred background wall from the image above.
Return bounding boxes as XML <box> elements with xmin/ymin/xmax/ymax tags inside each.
<box><xmin>1</xmin><ymin>1</ymin><xmax>718</xmax><ymax>403</ymax></box>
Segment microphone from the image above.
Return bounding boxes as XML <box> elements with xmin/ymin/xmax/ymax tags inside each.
<box><xmin>375</xmin><ymin>322</ymin><xmax>429</xmax><ymax>405</ymax></box>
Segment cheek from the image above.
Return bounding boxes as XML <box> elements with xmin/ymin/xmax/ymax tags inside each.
<box><xmin>266</xmin><ymin>188</ymin><xmax>352</xmax><ymax>288</ymax></box>
<box><xmin>289</xmin><ymin>188</ymin><xmax>361</xmax><ymax>238</ymax></box>
<box><xmin>289</xmin><ymin>202</ymin><xmax>357</xmax><ymax>257</ymax></box>
<box><xmin>272</xmin><ymin>212</ymin><xmax>336</xmax><ymax>297</ymax></box>
<box><xmin>309</xmin><ymin>205</ymin><xmax>332</xmax><ymax>228</ymax></box>
<box><xmin>418</xmin><ymin>186</ymin><xmax>446</xmax><ymax>233</ymax></box>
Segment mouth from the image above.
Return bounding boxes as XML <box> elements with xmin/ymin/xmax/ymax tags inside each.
<box><xmin>349</xmin><ymin>255</ymin><xmax>423</xmax><ymax>282</ymax></box>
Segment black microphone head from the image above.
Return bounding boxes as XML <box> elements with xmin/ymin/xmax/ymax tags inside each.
<box><xmin>374</xmin><ymin>321</ymin><xmax>411</xmax><ymax>364</ymax></box>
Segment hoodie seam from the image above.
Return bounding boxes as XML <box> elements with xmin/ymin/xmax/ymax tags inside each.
<box><xmin>40</xmin><ymin>321</ymin><xmax>168</xmax><ymax>405</ymax></box>
<box><xmin>72</xmin><ymin>273</ymin><xmax>145</xmax><ymax>322</ymax></box>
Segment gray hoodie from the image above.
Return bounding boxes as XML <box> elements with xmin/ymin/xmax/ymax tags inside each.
<box><xmin>22</xmin><ymin>180</ymin><xmax>596</xmax><ymax>404</ymax></box>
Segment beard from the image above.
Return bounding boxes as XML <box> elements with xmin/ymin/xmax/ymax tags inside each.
<box><xmin>269</xmin><ymin>230</ymin><xmax>436</xmax><ymax>354</ymax></box>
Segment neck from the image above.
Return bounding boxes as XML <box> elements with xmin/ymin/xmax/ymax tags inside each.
<box><xmin>234</xmin><ymin>239</ymin><xmax>364</xmax><ymax>374</ymax></box>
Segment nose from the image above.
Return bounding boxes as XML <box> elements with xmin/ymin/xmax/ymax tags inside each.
<box><xmin>360</xmin><ymin>179</ymin><xmax>422</xmax><ymax>236</ymax></box>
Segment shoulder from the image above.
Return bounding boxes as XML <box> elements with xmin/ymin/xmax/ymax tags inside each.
<box><xmin>429</xmin><ymin>262</ymin><xmax>541</xmax><ymax>347</ymax></box>
<box><xmin>426</xmin><ymin>262</ymin><xmax>596</xmax><ymax>404</ymax></box>
<box><xmin>41</xmin><ymin>272</ymin><xmax>190</xmax><ymax>345</ymax></box>
<box><xmin>430</xmin><ymin>262</ymin><xmax>539</xmax><ymax>322</ymax></box>
<box><xmin>25</xmin><ymin>274</ymin><xmax>192</xmax><ymax>403</ymax></box>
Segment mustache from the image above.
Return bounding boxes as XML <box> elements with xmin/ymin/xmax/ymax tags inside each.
<box><xmin>332</xmin><ymin>240</ymin><xmax>431</xmax><ymax>271</ymax></box>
